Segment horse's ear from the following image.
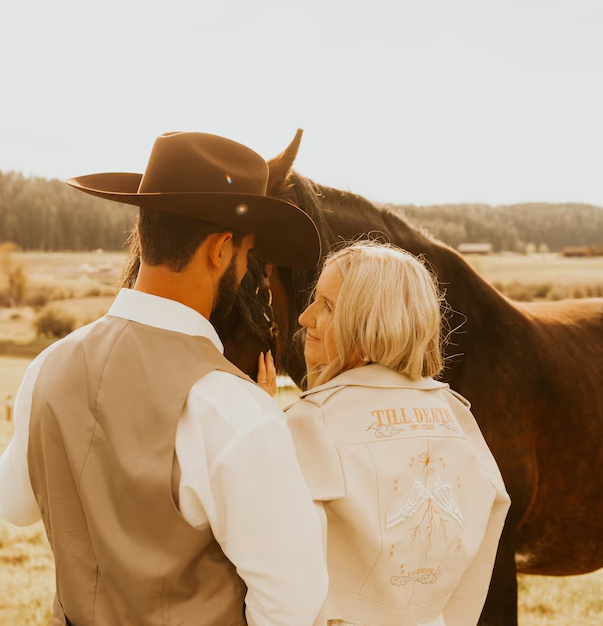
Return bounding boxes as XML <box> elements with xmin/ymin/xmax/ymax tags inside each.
<box><xmin>267</xmin><ymin>128</ymin><xmax>303</xmax><ymax>196</ymax></box>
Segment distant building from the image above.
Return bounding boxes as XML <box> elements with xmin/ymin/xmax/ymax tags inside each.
<box><xmin>457</xmin><ymin>243</ymin><xmax>493</xmax><ymax>255</ymax></box>
<box><xmin>561</xmin><ymin>246</ymin><xmax>603</xmax><ymax>258</ymax></box>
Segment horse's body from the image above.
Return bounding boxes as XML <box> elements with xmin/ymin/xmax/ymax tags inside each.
<box><xmin>121</xmin><ymin>133</ymin><xmax>603</xmax><ymax>625</ymax></box>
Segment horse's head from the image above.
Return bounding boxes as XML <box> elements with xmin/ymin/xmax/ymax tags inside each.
<box><xmin>120</xmin><ymin>129</ymin><xmax>377</xmax><ymax>384</ymax></box>
<box><xmin>119</xmin><ymin>130</ymin><xmax>314</xmax><ymax>381</ymax></box>
<box><xmin>211</xmin><ymin>130</ymin><xmax>310</xmax><ymax>379</ymax></box>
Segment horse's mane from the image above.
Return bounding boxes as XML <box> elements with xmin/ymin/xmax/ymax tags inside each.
<box><xmin>272</xmin><ymin>172</ymin><xmax>334</xmax><ymax>313</ymax></box>
<box><xmin>271</xmin><ymin>171</ymin><xmax>447</xmax><ymax>321</ymax></box>
<box><xmin>283</xmin><ymin>170</ymin><xmax>441</xmax><ymax>265</ymax></box>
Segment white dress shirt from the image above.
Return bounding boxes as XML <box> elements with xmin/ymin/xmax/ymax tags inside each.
<box><xmin>0</xmin><ymin>289</ymin><xmax>328</xmax><ymax>626</ymax></box>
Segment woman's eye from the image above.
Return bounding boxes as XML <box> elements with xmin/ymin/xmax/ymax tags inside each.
<box><xmin>324</xmin><ymin>300</ymin><xmax>332</xmax><ymax>312</ymax></box>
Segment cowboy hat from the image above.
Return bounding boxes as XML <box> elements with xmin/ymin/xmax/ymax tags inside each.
<box><xmin>65</xmin><ymin>132</ymin><xmax>321</xmax><ymax>269</ymax></box>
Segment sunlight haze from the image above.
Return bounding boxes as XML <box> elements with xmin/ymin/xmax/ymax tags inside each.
<box><xmin>0</xmin><ymin>0</ymin><xmax>601</xmax><ymax>206</ymax></box>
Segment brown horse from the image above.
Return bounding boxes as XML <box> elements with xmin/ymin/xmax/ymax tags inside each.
<box><xmin>122</xmin><ymin>132</ymin><xmax>603</xmax><ymax>626</ymax></box>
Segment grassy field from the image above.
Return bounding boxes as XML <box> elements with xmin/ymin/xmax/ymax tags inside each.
<box><xmin>0</xmin><ymin>252</ymin><xmax>602</xmax><ymax>624</ymax></box>
<box><xmin>13</xmin><ymin>250</ymin><xmax>125</xmax><ymax>299</ymax></box>
<box><xmin>466</xmin><ymin>253</ymin><xmax>603</xmax><ymax>286</ymax></box>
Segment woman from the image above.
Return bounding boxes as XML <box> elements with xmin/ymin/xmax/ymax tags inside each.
<box><xmin>259</xmin><ymin>241</ymin><xmax>510</xmax><ymax>626</ymax></box>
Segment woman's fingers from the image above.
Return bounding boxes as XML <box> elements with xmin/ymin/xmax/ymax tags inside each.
<box><xmin>266</xmin><ymin>350</ymin><xmax>277</xmax><ymax>396</ymax></box>
<box><xmin>257</xmin><ymin>352</ymin><xmax>266</xmax><ymax>384</ymax></box>
<box><xmin>257</xmin><ymin>350</ymin><xmax>277</xmax><ymax>397</ymax></box>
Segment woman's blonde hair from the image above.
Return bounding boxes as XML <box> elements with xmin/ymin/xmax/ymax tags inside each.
<box><xmin>306</xmin><ymin>241</ymin><xmax>445</xmax><ymax>388</ymax></box>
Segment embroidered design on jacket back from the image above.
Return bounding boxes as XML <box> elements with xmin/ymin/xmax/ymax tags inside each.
<box><xmin>366</xmin><ymin>422</ymin><xmax>405</xmax><ymax>438</ymax></box>
<box><xmin>386</xmin><ymin>477</ymin><xmax>463</xmax><ymax>533</ymax></box>
<box><xmin>391</xmin><ymin>564</ymin><xmax>442</xmax><ymax>586</ymax></box>
<box><xmin>386</xmin><ymin>446</ymin><xmax>464</xmax><ymax>575</ymax></box>
<box><xmin>366</xmin><ymin>406</ymin><xmax>462</xmax><ymax>438</ymax></box>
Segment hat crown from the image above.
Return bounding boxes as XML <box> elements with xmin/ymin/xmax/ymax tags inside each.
<box><xmin>138</xmin><ymin>132</ymin><xmax>269</xmax><ymax>196</ymax></box>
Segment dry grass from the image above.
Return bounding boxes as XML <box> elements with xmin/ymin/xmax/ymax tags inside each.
<box><xmin>466</xmin><ymin>253</ymin><xmax>603</xmax><ymax>286</ymax></box>
<box><xmin>518</xmin><ymin>571</ymin><xmax>603</xmax><ymax>626</ymax></box>
<box><xmin>13</xmin><ymin>251</ymin><xmax>124</xmax><ymax>299</ymax></box>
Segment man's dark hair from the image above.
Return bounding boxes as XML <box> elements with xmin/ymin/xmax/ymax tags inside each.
<box><xmin>137</xmin><ymin>207</ymin><xmax>244</xmax><ymax>272</ymax></box>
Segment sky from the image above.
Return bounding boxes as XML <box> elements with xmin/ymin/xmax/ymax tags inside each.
<box><xmin>0</xmin><ymin>0</ymin><xmax>602</xmax><ymax>206</ymax></box>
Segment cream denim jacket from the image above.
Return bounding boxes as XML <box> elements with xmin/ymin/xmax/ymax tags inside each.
<box><xmin>286</xmin><ymin>364</ymin><xmax>510</xmax><ymax>626</ymax></box>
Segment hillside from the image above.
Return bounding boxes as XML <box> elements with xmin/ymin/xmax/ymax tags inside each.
<box><xmin>392</xmin><ymin>202</ymin><xmax>603</xmax><ymax>252</ymax></box>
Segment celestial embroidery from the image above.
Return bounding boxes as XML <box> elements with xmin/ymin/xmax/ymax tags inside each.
<box><xmin>393</xmin><ymin>478</ymin><xmax>399</xmax><ymax>491</ymax></box>
<box><xmin>389</xmin><ymin>543</ymin><xmax>396</xmax><ymax>557</ymax></box>
<box><xmin>419</xmin><ymin>450</ymin><xmax>435</xmax><ymax>474</ymax></box>
<box><xmin>391</xmin><ymin>564</ymin><xmax>442</xmax><ymax>586</ymax></box>
<box><xmin>416</xmin><ymin>445</ymin><xmax>446</xmax><ymax>474</ymax></box>
<box><xmin>366</xmin><ymin>422</ymin><xmax>405</xmax><ymax>438</ymax></box>
<box><xmin>442</xmin><ymin>421</ymin><xmax>459</xmax><ymax>433</ymax></box>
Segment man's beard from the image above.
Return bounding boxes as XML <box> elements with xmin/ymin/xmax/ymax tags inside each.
<box><xmin>212</xmin><ymin>253</ymin><xmax>239</xmax><ymax>316</ymax></box>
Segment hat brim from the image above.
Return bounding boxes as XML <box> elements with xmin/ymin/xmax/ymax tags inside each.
<box><xmin>65</xmin><ymin>173</ymin><xmax>321</xmax><ymax>270</ymax></box>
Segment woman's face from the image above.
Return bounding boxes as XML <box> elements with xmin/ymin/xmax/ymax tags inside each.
<box><xmin>298</xmin><ymin>261</ymin><xmax>342</xmax><ymax>369</ymax></box>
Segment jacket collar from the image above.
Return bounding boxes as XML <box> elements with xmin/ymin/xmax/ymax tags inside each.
<box><xmin>300</xmin><ymin>363</ymin><xmax>449</xmax><ymax>399</ymax></box>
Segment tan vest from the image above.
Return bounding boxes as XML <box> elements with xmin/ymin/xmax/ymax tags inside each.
<box><xmin>28</xmin><ymin>316</ymin><xmax>250</xmax><ymax>626</ymax></box>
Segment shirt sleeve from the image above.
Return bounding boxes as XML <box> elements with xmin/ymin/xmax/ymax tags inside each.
<box><xmin>0</xmin><ymin>359</ymin><xmax>43</xmax><ymax>526</ymax></box>
<box><xmin>285</xmin><ymin>400</ymin><xmax>346</xmax><ymax>502</ymax></box>
<box><xmin>177</xmin><ymin>372</ymin><xmax>329</xmax><ymax>626</ymax></box>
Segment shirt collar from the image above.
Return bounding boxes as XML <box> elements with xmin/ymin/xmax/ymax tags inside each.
<box><xmin>108</xmin><ymin>288</ymin><xmax>224</xmax><ymax>354</ymax></box>
<box><xmin>300</xmin><ymin>363</ymin><xmax>448</xmax><ymax>398</ymax></box>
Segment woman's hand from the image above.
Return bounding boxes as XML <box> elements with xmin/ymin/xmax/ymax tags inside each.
<box><xmin>257</xmin><ymin>350</ymin><xmax>277</xmax><ymax>397</ymax></box>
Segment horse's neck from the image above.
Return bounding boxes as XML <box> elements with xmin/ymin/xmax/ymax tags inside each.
<box><xmin>322</xmin><ymin>202</ymin><xmax>522</xmax><ymax>348</ymax></box>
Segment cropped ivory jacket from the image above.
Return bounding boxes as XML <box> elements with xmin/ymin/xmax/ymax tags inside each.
<box><xmin>286</xmin><ymin>364</ymin><xmax>511</xmax><ymax>626</ymax></box>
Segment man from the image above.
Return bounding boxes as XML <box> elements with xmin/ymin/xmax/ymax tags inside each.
<box><xmin>0</xmin><ymin>132</ymin><xmax>327</xmax><ymax>626</ymax></box>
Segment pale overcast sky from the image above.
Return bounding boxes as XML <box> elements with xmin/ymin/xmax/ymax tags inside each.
<box><xmin>0</xmin><ymin>0</ymin><xmax>601</xmax><ymax>206</ymax></box>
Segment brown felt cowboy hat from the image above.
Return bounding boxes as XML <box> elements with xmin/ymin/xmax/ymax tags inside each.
<box><xmin>65</xmin><ymin>132</ymin><xmax>321</xmax><ymax>269</ymax></box>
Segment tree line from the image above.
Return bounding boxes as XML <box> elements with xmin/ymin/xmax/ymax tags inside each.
<box><xmin>391</xmin><ymin>202</ymin><xmax>603</xmax><ymax>252</ymax></box>
<box><xmin>0</xmin><ymin>170</ymin><xmax>602</xmax><ymax>252</ymax></box>
<box><xmin>0</xmin><ymin>171</ymin><xmax>136</xmax><ymax>251</ymax></box>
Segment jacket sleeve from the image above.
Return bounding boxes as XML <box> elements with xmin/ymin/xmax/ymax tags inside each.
<box><xmin>443</xmin><ymin>391</ymin><xmax>512</xmax><ymax>626</ymax></box>
<box><xmin>443</xmin><ymin>472</ymin><xmax>510</xmax><ymax>626</ymax></box>
<box><xmin>285</xmin><ymin>400</ymin><xmax>346</xmax><ymax>502</ymax></box>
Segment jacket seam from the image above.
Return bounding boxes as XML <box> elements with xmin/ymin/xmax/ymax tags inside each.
<box><xmin>333</xmin><ymin>589</ymin><xmax>453</xmax><ymax>611</ymax></box>
<box><xmin>336</xmin><ymin>433</ymin><xmax>470</xmax><ymax>448</ymax></box>
<box><xmin>357</xmin><ymin>443</ymin><xmax>383</xmax><ymax>595</ymax></box>
<box><xmin>92</xmin><ymin>565</ymin><xmax>99</xmax><ymax>625</ymax></box>
<box><xmin>77</xmin><ymin>321</ymin><xmax>129</xmax><ymax>494</ymax></box>
<box><xmin>160</xmin><ymin>577</ymin><xmax>166</xmax><ymax>625</ymax></box>
<box><xmin>320</xmin><ymin>404</ymin><xmax>348</xmax><ymax>501</ymax></box>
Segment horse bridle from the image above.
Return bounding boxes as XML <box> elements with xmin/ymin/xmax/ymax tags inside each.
<box><xmin>222</xmin><ymin>262</ymin><xmax>285</xmax><ymax>373</ymax></box>
<box><xmin>257</xmin><ymin>264</ymin><xmax>279</xmax><ymax>340</ymax></box>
